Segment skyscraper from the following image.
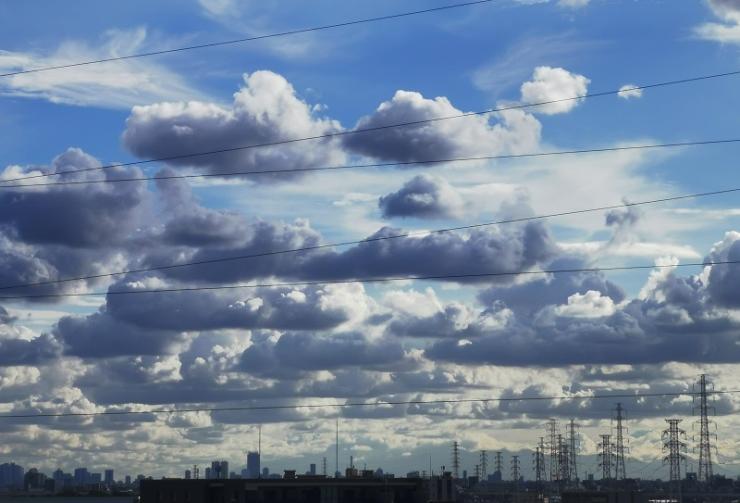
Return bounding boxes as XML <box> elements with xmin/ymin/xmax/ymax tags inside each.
<box><xmin>74</xmin><ymin>468</ymin><xmax>89</xmax><ymax>487</ymax></box>
<box><xmin>211</xmin><ymin>461</ymin><xmax>228</xmax><ymax>480</ymax></box>
<box><xmin>246</xmin><ymin>452</ymin><xmax>261</xmax><ymax>479</ymax></box>
<box><xmin>104</xmin><ymin>469</ymin><xmax>114</xmax><ymax>486</ymax></box>
<box><xmin>0</xmin><ymin>463</ymin><xmax>24</xmax><ymax>490</ymax></box>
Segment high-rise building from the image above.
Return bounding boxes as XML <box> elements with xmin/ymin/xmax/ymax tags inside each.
<box><xmin>262</xmin><ymin>468</ymin><xmax>269</xmax><ymax>478</ymax></box>
<box><xmin>74</xmin><ymin>468</ymin><xmax>89</xmax><ymax>487</ymax></box>
<box><xmin>125</xmin><ymin>475</ymin><xmax>131</xmax><ymax>486</ymax></box>
<box><xmin>104</xmin><ymin>469</ymin><xmax>114</xmax><ymax>486</ymax></box>
<box><xmin>185</xmin><ymin>470</ymin><xmax>192</xmax><ymax>480</ymax></box>
<box><xmin>211</xmin><ymin>461</ymin><xmax>228</xmax><ymax>480</ymax></box>
<box><xmin>205</xmin><ymin>468</ymin><xmax>212</xmax><ymax>480</ymax></box>
<box><xmin>0</xmin><ymin>463</ymin><xmax>24</xmax><ymax>490</ymax></box>
<box><xmin>246</xmin><ymin>452</ymin><xmax>261</xmax><ymax>479</ymax></box>
<box><xmin>90</xmin><ymin>473</ymin><xmax>102</xmax><ymax>484</ymax></box>
<box><xmin>309</xmin><ymin>464</ymin><xmax>316</xmax><ymax>476</ymax></box>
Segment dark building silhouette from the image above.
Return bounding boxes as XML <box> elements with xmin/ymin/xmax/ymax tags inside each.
<box><xmin>140</xmin><ymin>474</ymin><xmax>453</xmax><ymax>503</ymax></box>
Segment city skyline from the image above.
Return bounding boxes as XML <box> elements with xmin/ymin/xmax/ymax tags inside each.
<box><xmin>1</xmin><ymin>0</ymin><xmax>740</xmax><ymax>480</ymax></box>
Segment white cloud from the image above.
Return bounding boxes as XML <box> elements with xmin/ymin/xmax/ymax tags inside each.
<box><xmin>618</xmin><ymin>84</ymin><xmax>643</xmax><ymax>100</ymax></box>
<box><xmin>0</xmin><ymin>28</ymin><xmax>202</xmax><ymax>109</ymax></box>
<box><xmin>696</xmin><ymin>0</ymin><xmax>740</xmax><ymax>44</ymax></box>
<box><xmin>558</xmin><ymin>0</ymin><xmax>590</xmax><ymax>7</ymax></box>
<box><xmin>554</xmin><ymin>290</ymin><xmax>617</xmax><ymax>318</ymax></box>
<box><xmin>520</xmin><ymin>66</ymin><xmax>590</xmax><ymax>115</ymax></box>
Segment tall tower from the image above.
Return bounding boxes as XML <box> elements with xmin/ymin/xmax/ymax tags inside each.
<box><xmin>694</xmin><ymin>374</ymin><xmax>715</xmax><ymax>483</ymax></box>
<box><xmin>557</xmin><ymin>434</ymin><xmax>570</xmax><ymax>483</ymax></box>
<box><xmin>614</xmin><ymin>403</ymin><xmax>628</xmax><ymax>480</ymax></box>
<box><xmin>322</xmin><ymin>457</ymin><xmax>327</xmax><ymax>477</ymax></box>
<box><xmin>546</xmin><ymin>420</ymin><xmax>560</xmax><ymax>483</ymax></box>
<box><xmin>511</xmin><ymin>455</ymin><xmax>521</xmax><ymax>483</ymax></box>
<box><xmin>495</xmin><ymin>451</ymin><xmax>504</xmax><ymax>481</ymax></box>
<box><xmin>662</xmin><ymin>419</ymin><xmax>687</xmax><ymax>483</ymax></box>
<box><xmin>480</xmin><ymin>450</ymin><xmax>488</xmax><ymax>480</ymax></box>
<box><xmin>599</xmin><ymin>434</ymin><xmax>613</xmax><ymax>481</ymax></box>
<box><xmin>452</xmin><ymin>441</ymin><xmax>461</xmax><ymax>479</ymax></box>
<box><xmin>335</xmin><ymin>419</ymin><xmax>340</xmax><ymax>478</ymax></box>
<box><xmin>567</xmin><ymin>419</ymin><xmax>579</xmax><ymax>483</ymax></box>
<box><xmin>534</xmin><ymin>438</ymin><xmax>546</xmax><ymax>485</ymax></box>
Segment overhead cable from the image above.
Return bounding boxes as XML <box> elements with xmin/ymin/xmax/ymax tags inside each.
<box><xmin>4</xmin><ymin>70</ymin><xmax>740</xmax><ymax>184</ymax></box>
<box><xmin>1</xmin><ymin>390</ymin><xmax>737</xmax><ymax>420</ymax></box>
<box><xmin>1</xmin><ymin>187</ymin><xmax>738</xmax><ymax>292</ymax></box>
<box><xmin>1</xmin><ymin>259</ymin><xmax>737</xmax><ymax>300</ymax></box>
<box><xmin>0</xmin><ymin>0</ymin><xmax>496</xmax><ymax>78</ymax></box>
<box><xmin>3</xmin><ymin>139</ymin><xmax>740</xmax><ymax>189</ymax></box>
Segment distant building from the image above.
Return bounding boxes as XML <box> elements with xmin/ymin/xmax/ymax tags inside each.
<box><xmin>90</xmin><ymin>473</ymin><xmax>102</xmax><ymax>484</ymax></box>
<box><xmin>74</xmin><ymin>468</ymin><xmax>89</xmax><ymax>487</ymax></box>
<box><xmin>24</xmin><ymin>468</ymin><xmax>48</xmax><ymax>492</ymax></box>
<box><xmin>309</xmin><ymin>463</ymin><xmax>316</xmax><ymax>476</ymax></box>
<box><xmin>246</xmin><ymin>452</ymin><xmax>260</xmax><ymax>479</ymax></box>
<box><xmin>141</xmin><ymin>475</ymin><xmax>436</xmax><ymax>503</ymax></box>
<box><xmin>0</xmin><ymin>462</ymin><xmax>24</xmax><ymax>490</ymax></box>
<box><xmin>205</xmin><ymin>468</ymin><xmax>211</xmax><ymax>480</ymax></box>
<box><xmin>104</xmin><ymin>469</ymin><xmax>114</xmax><ymax>486</ymax></box>
<box><xmin>262</xmin><ymin>467</ymin><xmax>269</xmax><ymax>478</ymax></box>
<box><xmin>125</xmin><ymin>475</ymin><xmax>131</xmax><ymax>486</ymax></box>
<box><xmin>185</xmin><ymin>470</ymin><xmax>192</xmax><ymax>480</ymax></box>
<box><xmin>211</xmin><ymin>461</ymin><xmax>228</xmax><ymax>480</ymax></box>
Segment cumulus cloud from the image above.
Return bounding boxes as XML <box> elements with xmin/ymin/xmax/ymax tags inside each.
<box><xmin>0</xmin><ymin>148</ymin><xmax>150</xmax><ymax>298</ymax></box>
<box><xmin>122</xmin><ymin>71</ymin><xmax>345</xmax><ymax>182</ymax></box>
<box><xmin>618</xmin><ymin>84</ymin><xmax>643</xmax><ymax>99</ymax></box>
<box><xmin>520</xmin><ymin>66</ymin><xmax>590</xmax><ymax>115</ymax></box>
<box><xmin>427</xmin><ymin>238</ymin><xmax>740</xmax><ymax>367</ymax></box>
<box><xmin>557</xmin><ymin>0</ymin><xmax>590</xmax><ymax>7</ymax></box>
<box><xmin>0</xmin><ymin>28</ymin><xmax>201</xmax><ymax>108</ymax></box>
<box><xmin>696</xmin><ymin>0</ymin><xmax>740</xmax><ymax>44</ymax></box>
<box><xmin>343</xmin><ymin>89</ymin><xmax>541</xmax><ymax>162</ymax></box>
<box><xmin>239</xmin><ymin>332</ymin><xmax>415</xmax><ymax>379</ymax></box>
<box><xmin>378</xmin><ymin>174</ymin><xmax>465</xmax><ymax>219</ymax></box>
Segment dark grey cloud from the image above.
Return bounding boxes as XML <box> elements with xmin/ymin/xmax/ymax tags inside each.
<box><xmin>0</xmin><ymin>335</ymin><xmax>59</xmax><ymax>366</ymax></box>
<box><xmin>105</xmin><ymin>285</ymin><xmax>352</xmax><ymax>332</ymax></box>
<box><xmin>425</xmin><ymin>294</ymin><xmax>740</xmax><ymax>366</ymax></box>
<box><xmin>343</xmin><ymin>90</ymin><xmax>541</xmax><ymax>162</ymax></box>
<box><xmin>122</xmin><ymin>71</ymin><xmax>345</xmax><ymax>182</ymax></box>
<box><xmin>386</xmin><ymin>302</ymin><xmax>498</xmax><ymax>339</ymax></box>
<box><xmin>54</xmin><ymin>312</ymin><xmax>187</xmax><ymax>358</ymax></box>
<box><xmin>156</xmin><ymin>221</ymin><xmax>558</xmax><ymax>286</ymax></box>
<box><xmin>478</xmin><ymin>257</ymin><xmax>625</xmax><ymax>316</ymax></box>
<box><xmin>705</xmin><ymin>232</ymin><xmax>740</xmax><ymax>308</ymax></box>
<box><xmin>0</xmin><ymin>149</ymin><xmax>150</xmax><ymax>298</ymax></box>
<box><xmin>239</xmin><ymin>332</ymin><xmax>414</xmax><ymax>379</ymax></box>
<box><xmin>0</xmin><ymin>149</ymin><xmax>148</xmax><ymax>248</ymax></box>
<box><xmin>379</xmin><ymin>175</ymin><xmax>463</xmax><ymax>219</ymax></box>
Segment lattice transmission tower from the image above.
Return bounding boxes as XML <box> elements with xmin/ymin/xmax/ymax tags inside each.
<box><xmin>613</xmin><ymin>403</ymin><xmax>628</xmax><ymax>480</ymax></box>
<box><xmin>452</xmin><ymin>441</ymin><xmax>461</xmax><ymax>479</ymax></box>
<box><xmin>511</xmin><ymin>455</ymin><xmax>521</xmax><ymax>483</ymax></box>
<box><xmin>693</xmin><ymin>374</ymin><xmax>716</xmax><ymax>483</ymax></box>
<box><xmin>567</xmin><ymin>419</ymin><xmax>580</xmax><ymax>483</ymax></box>
<box><xmin>480</xmin><ymin>450</ymin><xmax>488</xmax><ymax>481</ymax></box>
<box><xmin>534</xmin><ymin>438</ymin><xmax>547</xmax><ymax>485</ymax></box>
<box><xmin>495</xmin><ymin>451</ymin><xmax>504</xmax><ymax>481</ymax></box>
<box><xmin>599</xmin><ymin>434</ymin><xmax>614</xmax><ymax>481</ymax></box>
<box><xmin>546</xmin><ymin>420</ymin><xmax>560</xmax><ymax>483</ymax></box>
<box><xmin>663</xmin><ymin>419</ymin><xmax>687</xmax><ymax>483</ymax></box>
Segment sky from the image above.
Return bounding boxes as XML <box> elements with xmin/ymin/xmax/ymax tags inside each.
<box><xmin>1</xmin><ymin>0</ymin><xmax>740</xmax><ymax>481</ymax></box>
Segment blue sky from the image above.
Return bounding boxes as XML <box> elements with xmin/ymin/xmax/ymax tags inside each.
<box><xmin>1</xmin><ymin>0</ymin><xmax>740</xmax><ymax>480</ymax></box>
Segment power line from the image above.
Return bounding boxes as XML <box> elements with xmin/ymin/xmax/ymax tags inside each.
<box><xmin>4</xmin><ymin>70</ymin><xmax>740</xmax><ymax>185</ymax></box>
<box><xmin>3</xmin><ymin>139</ymin><xmax>740</xmax><ymax>189</ymax></box>
<box><xmin>1</xmin><ymin>187</ymin><xmax>738</xmax><ymax>293</ymax></box>
<box><xmin>1</xmin><ymin>259</ymin><xmax>738</xmax><ymax>301</ymax></box>
<box><xmin>1</xmin><ymin>390</ymin><xmax>738</xmax><ymax>420</ymax></box>
<box><xmin>0</xmin><ymin>0</ymin><xmax>497</xmax><ymax>78</ymax></box>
